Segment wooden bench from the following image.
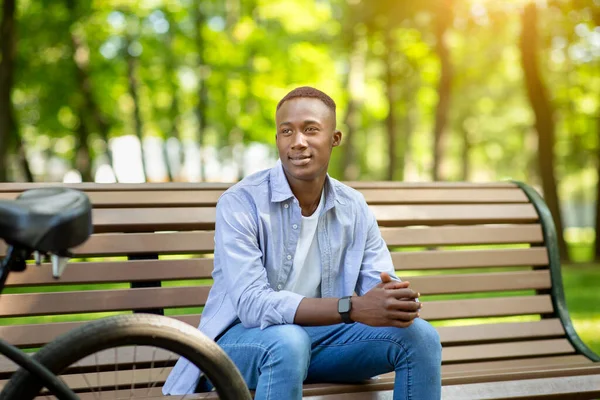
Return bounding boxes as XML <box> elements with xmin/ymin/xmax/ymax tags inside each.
<box><xmin>0</xmin><ymin>181</ymin><xmax>598</xmax><ymax>399</ymax></box>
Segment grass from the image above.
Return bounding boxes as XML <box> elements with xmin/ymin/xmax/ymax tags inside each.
<box><xmin>560</xmin><ymin>263</ymin><xmax>600</xmax><ymax>355</ymax></box>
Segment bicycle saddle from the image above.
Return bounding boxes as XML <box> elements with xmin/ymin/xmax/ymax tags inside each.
<box><xmin>0</xmin><ymin>187</ymin><xmax>92</xmax><ymax>253</ymax></box>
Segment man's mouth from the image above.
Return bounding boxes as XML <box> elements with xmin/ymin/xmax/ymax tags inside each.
<box><xmin>289</xmin><ymin>155</ymin><xmax>312</xmax><ymax>165</ymax></box>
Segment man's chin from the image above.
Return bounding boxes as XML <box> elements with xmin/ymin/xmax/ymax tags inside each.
<box><xmin>282</xmin><ymin>163</ymin><xmax>321</xmax><ymax>182</ymax></box>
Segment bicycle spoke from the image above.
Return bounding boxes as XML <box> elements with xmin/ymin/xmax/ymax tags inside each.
<box><xmin>114</xmin><ymin>347</ymin><xmax>118</xmax><ymax>397</ymax></box>
<box><xmin>146</xmin><ymin>350</ymin><xmax>173</xmax><ymax>393</ymax></box>
<box><xmin>145</xmin><ymin>348</ymin><xmax>158</xmax><ymax>397</ymax></box>
<box><xmin>79</xmin><ymin>359</ymin><xmax>100</xmax><ymax>400</ymax></box>
<box><xmin>129</xmin><ymin>345</ymin><xmax>137</xmax><ymax>399</ymax></box>
<box><xmin>96</xmin><ymin>352</ymin><xmax>102</xmax><ymax>400</ymax></box>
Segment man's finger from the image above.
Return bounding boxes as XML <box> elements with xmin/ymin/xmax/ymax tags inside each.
<box><xmin>380</xmin><ymin>272</ymin><xmax>393</xmax><ymax>283</ymax></box>
<box><xmin>387</xmin><ymin>288</ymin><xmax>419</xmax><ymax>300</ymax></box>
<box><xmin>385</xmin><ymin>299</ymin><xmax>422</xmax><ymax>312</ymax></box>
<box><xmin>391</xmin><ymin>320</ymin><xmax>414</xmax><ymax>329</ymax></box>
<box><xmin>388</xmin><ymin>311</ymin><xmax>420</xmax><ymax>322</ymax></box>
<box><xmin>382</xmin><ymin>281</ymin><xmax>409</xmax><ymax>290</ymax></box>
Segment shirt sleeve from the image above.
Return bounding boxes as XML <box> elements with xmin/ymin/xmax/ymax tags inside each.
<box><xmin>214</xmin><ymin>192</ymin><xmax>304</xmax><ymax>329</ymax></box>
<box><xmin>355</xmin><ymin>204</ymin><xmax>401</xmax><ymax>296</ymax></box>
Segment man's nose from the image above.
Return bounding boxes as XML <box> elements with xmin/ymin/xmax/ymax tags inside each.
<box><xmin>291</xmin><ymin>132</ymin><xmax>308</xmax><ymax>149</ymax></box>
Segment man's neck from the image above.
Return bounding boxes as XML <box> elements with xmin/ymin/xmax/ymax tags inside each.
<box><xmin>285</xmin><ymin>174</ymin><xmax>326</xmax><ymax>217</ymax></box>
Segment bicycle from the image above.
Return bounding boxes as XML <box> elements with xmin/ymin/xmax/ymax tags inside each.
<box><xmin>0</xmin><ymin>187</ymin><xmax>251</xmax><ymax>399</ymax></box>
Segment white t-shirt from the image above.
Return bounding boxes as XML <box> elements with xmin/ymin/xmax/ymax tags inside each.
<box><xmin>283</xmin><ymin>191</ymin><xmax>324</xmax><ymax>298</ymax></box>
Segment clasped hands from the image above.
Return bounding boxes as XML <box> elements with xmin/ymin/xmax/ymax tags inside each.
<box><xmin>350</xmin><ymin>272</ymin><xmax>422</xmax><ymax>328</ymax></box>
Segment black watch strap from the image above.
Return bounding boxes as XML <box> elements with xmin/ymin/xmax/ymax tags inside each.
<box><xmin>338</xmin><ymin>296</ymin><xmax>353</xmax><ymax>324</ymax></box>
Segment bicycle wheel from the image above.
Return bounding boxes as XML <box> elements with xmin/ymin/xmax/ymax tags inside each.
<box><xmin>1</xmin><ymin>314</ymin><xmax>251</xmax><ymax>400</ymax></box>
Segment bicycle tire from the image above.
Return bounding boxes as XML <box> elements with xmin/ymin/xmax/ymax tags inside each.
<box><xmin>0</xmin><ymin>314</ymin><xmax>251</xmax><ymax>400</ymax></box>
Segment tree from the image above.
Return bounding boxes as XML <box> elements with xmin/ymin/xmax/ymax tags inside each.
<box><xmin>383</xmin><ymin>22</ymin><xmax>398</xmax><ymax>181</ymax></box>
<box><xmin>0</xmin><ymin>0</ymin><xmax>17</xmax><ymax>181</ymax></box>
<box><xmin>124</xmin><ymin>30</ymin><xmax>148</xmax><ymax>181</ymax></box>
<box><xmin>520</xmin><ymin>2</ymin><xmax>568</xmax><ymax>259</ymax></box>
<box><xmin>194</xmin><ymin>2</ymin><xmax>208</xmax><ymax>181</ymax></box>
<box><xmin>431</xmin><ymin>0</ymin><xmax>453</xmax><ymax>181</ymax></box>
<box><xmin>67</xmin><ymin>0</ymin><xmax>115</xmax><ymax>179</ymax></box>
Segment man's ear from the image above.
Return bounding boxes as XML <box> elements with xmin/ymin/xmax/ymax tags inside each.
<box><xmin>332</xmin><ymin>130</ymin><xmax>342</xmax><ymax>147</ymax></box>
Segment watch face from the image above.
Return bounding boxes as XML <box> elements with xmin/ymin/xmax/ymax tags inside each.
<box><xmin>338</xmin><ymin>297</ymin><xmax>351</xmax><ymax>313</ymax></box>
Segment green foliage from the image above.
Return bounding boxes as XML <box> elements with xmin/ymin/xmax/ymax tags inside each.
<box><xmin>3</xmin><ymin>0</ymin><xmax>599</xmax><ymax>196</ymax></box>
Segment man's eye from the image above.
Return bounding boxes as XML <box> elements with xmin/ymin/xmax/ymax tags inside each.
<box><xmin>306</xmin><ymin>126</ymin><xmax>317</xmax><ymax>132</ymax></box>
<box><xmin>280</xmin><ymin>129</ymin><xmax>291</xmax><ymax>135</ymax></box>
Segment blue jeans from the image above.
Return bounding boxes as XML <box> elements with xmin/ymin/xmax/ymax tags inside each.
<box><xmin>208</xmin><ymin>318</ymin><xmax>441</xmax><ymax>400</ymax></box>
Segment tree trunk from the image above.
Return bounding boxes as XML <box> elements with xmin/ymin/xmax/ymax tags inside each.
<box><xmin>341</xmin><ymin>26</ymin><xmax>366</xmax><ymax>181</ymax></box>
<box><xmin>520</xmin><ymin>3</ymin><xmax>569</xmax><ymax>260</ymax></box>
<box><xmin>195</xmin><ymin>3</ymin><xmax>207</xmax><ymax>181</ymax></box>
<box><xmin>125</xmin><ymin>36</ymin><xmax>148</xmax><ymax>181</ymax></box>
<box><xmin>432</xmin><ymin>0</ymin><xmax>453</xmax><ymax>181</ymax></box>
<box><xmin>70</xmin><ymin>29</ymin><xmax>113</xmax><ymax>172</ymax></box>
<box><xmin>384</xmin><ymin>25</ymin><xmax>397</xmax><ymax>181</ymax></box>
<box><xmin>398</xmin><ymin>101</ymin><xmax>415</xmax><ymax>182</ymax></box>
<box><xmin>66</xmin><ymin>0</ymin><xmax>113</xmax><ymax>178</ymax></box>
<box><xmin>11</xmin><ymin>102</ymin><xmax>33</xmax><ymax>182</ymax></box>
<box><xmin>459</xmin><ymin>115</ymin><xmax>471</xmax><ymax>181</ymax></box>
<box><xmin>164</xmin><ymin>21</ymin><xmax>181</xmax><ymax>182</ymax></box>
<box><xmin>341</xmin><ymin>98</ymin><xmax>359</xmax><ymax>180</ymax></box>
<box><xmin>595</xmin><ymin>88</ymin><xmax>600</xmax><ymax>260</ymax></box>
<box><xmin>0</xmin><ymin>0</ymin><xmax>17</xmax><ymax>181</ymax></box>
<box><xmin>75</xmin><ymin>112</ymin><xmax>93</xmax><ymax>182</ymax></box>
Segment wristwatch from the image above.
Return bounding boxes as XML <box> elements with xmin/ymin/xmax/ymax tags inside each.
<box><xmin>338</xmin><ymin>296</ymin><xmax>353</xmax><ymax>324</ymax></box>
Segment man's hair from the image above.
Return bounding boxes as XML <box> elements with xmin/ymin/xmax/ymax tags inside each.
<box><xmin>276</xmin><ymin>86</ymin><xmax>336</xmax><ymax>116</ymax></box>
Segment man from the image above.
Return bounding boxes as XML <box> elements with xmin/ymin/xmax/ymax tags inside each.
<box><xmin>164</xmin><ymin>86</ymin><xmax>442</xmax><ymax>399</ymax></box>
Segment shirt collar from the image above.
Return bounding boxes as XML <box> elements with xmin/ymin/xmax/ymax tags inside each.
<box><xmin>269</xmin><ymin>160</ymin><xmax>342</xmax><ymax>209</ymax></box>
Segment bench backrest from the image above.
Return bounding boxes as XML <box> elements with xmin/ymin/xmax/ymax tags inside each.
<box><xmin>0</xmin><ymin>181</ymin><xmax>591</xmax><ymax>386</ymax></box>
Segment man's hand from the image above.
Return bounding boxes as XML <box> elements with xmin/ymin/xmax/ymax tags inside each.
<box><xmin>351</xmin><ymin>272</ymin><xmax>422</xmax><ymax>328</ymax></box>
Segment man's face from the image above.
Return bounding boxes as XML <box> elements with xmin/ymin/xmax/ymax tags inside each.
<box><xmin>275</xmin><ymin>97</ymin><xmax>342</xmax><ymax>183</ymax></box>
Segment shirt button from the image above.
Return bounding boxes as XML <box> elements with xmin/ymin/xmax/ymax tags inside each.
<box><xmin>277</xmin><ymin>284</ymin><xmax>282</xmax><ymax>290</ymax></box>
<box><xmin>287</xmin><ymin>255</ymin><xmax>292</xmax><ymax>260</ymax></box>
<box><xmin>292</xmin><ymin>224</ymin><xmax>298</xmax><ymax>229</ymax></box>
<box><xmin>283</xmin><ymin>203</ymin><xmax>289</xmax><ymax>209</ymax></box>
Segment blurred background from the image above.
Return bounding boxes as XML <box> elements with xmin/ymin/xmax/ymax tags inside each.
<box><xmin>0</xmin><ymin>0</ymin><xmax>598</xmax><ymax>349</ymax></box>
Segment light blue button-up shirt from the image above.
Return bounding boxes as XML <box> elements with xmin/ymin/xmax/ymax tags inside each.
<box><xmin>163</xmin><ymin>161</ymin><xmax>399</xmax><ymax>395</ymax></box>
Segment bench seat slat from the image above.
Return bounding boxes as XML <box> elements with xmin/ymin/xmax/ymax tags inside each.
<box><xmin>5</xmin><ymin>255</ymin><xmax>548</xmax><ymax>287</ymax></box>
<box><xmin>0</xmin><ymin>225</ymin><xmax>546</xmax><ymax>257</ymax></box>
<box><xmin>0</xmin><ymin>318</ymin><xmax>565</xmax><ymax>351</ymax></box>
<box><xmin>410</xmin><ymin>270</ymin><xmax>551</xmax><ymax>295</ymax></box>
<box><xmin>0</xmin><ymin>315</ymin><xmax>200</xmax><ymax>349</ymax></box>
<box><xmin>74</xmin><ymin>231</ymin><xmax>216</xmax><ymax>255</ymax></box>
<box><xmin>436</xmin><ymin>319</ymin><xmax>564</xmax><ymax>345</ymax></box>
<box><xmin>422</xmin><ymin>295</ymin><xmax>553</xmax><ymax>320</ymax></box>
<box><xmin>381</xmin><ymin>225</ymin><xmax>543</xmax><ymax>246</ymax></box>
<box><xmin>442</xmin><ymin>355</ymin><xmax>592</xmax><ymax>375</ymax></box>
<box><xmin>0</xmin><ymin>188</ymin><xmax>530</xmax><ymax>206</ymax></box>
<box><xmin>0</xmin><ymin>287</ymin><xmax>210</xmax><ymax>317</ymax></box>
<box><xmin>443</xmin><ymin>361</ymin><xmax>595</xmax><ymax>380</ymax></box>
<box><xmin>372</xmin><ymin>204</ymin><xmax>538</xmax><ymax>226</ymax></box>
<box><xmin>0</xmin><ymin>368</ymin><xmax>172</xmax><ymax>392</ymax></box>
<box><xmin>0</xmin><ymin>290</ymin><xmax>553</xmax><ymax>320</ymax></box>
<box><xmin>4</xmin><ymin>259</ymin><xmax>215</xmax><ymax>286</ymax></box>
<box><xmin>0</xmin><ymin>181</ymin><xmax>518</xmax><ymax>192</ymax></box>
<box><xmin>361</xmin><ymin>188</ymin><xmax>529</xmax><ymax>204</ymax></box>
<box><xmin>89</xmin><ymin>204</ymin><xmax>539</xmax><ymax>233</ymax></box>
<box><xmin>392</xmin><ymin>247</ymin><xmax>548</xmax><ymax>270</ymax></box>
<box><xmin>443</xmin><ymin>339</ymin><xmax>575</xmax><ymax>363</ymax></box>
